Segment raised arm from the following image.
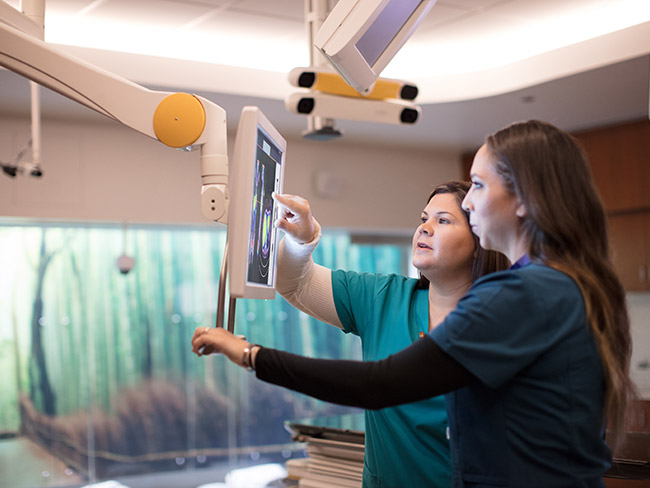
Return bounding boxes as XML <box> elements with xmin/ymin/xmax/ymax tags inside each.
<box><xmin>191</xmin><ymin>326</ymin><xmax>476</xmax><ymax>409</ymax></box>
<box><xmin>273</xmin><ymin>193</ymin><xmax>342</xmax><ymax>328</ymax></box>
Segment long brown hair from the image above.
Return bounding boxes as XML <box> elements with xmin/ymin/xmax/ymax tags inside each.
<box><xmin>416</xmin><ymin>181</ymin><xmax>509</xmax><ymax>289</ymax></box>
<box><xmin>486</xmin><ymin>120</ymin><xmax>634</xmax><ymax>450</ymax></box>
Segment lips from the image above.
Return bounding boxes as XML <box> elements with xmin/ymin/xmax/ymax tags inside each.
<box><xmin>417</xmin><ymin>242</ymin><xmax>431</xmax><ymax>249</ymax></box>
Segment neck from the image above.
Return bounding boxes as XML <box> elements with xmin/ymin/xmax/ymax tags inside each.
<box><xmin>505</xmin><ymin>230</ymin><xmax>530</xmax><ymax>264</ymax></box>
<box><xmin>426</xmin><ymin>270</ymin><xmax>472</xmax><ymax>330</ymax></box>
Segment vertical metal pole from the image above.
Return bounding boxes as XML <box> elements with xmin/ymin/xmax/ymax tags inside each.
<box><xmin>227</xmin><ymin>296</ymin><xmax>237</xmax><ymax>333</ymax></box>
<box><xmin>216</xmin><ymin>241</ymin><xmax>228</xmax><ymax>328</ymax></box>
<box><xmin>304</xmin><ymin>0</ymin><xmax>341</xmax><ymax>138</ymax></box>
<box><xmin>20</xmin><ymin>0</ymin><xmax>44</xmax><ymax>171</ymax></box>
<box><xmin>19</xmin><ymin>0</ymin><xmax>45</xmax><ymax>31</ymax></box>
<box><xmin>30</xmin><ymin>82</ymin><xmax>41</xmax><ymax>168</ymax></box>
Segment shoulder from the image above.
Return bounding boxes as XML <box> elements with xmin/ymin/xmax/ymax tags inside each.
<box><xmin>332</xmin><ymin>271</ymin><xmax>426</xmax><ymax>337</ymax></box>
<box><xmin>431</xmin><ymin>265</ymin><xmax>588</xmax><ymax>387</ymax></box>
<box><xmin>469</xmin><ymin>264</ymin><xmax>581</xmax><ymax>303</ymax></box>
<box><xmin>332</xmin><ymin>270</ymin><xmax>419</xmax><ymax>295</ymax></box>
<box><xmin>441</xmin><ymin>264</ymin><xmax>584</xmax><ymax>341</ymax></box>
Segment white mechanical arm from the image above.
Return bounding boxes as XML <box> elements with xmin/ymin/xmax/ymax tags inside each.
<box><xmin>0</xmin><ymin>2</ymin><xmax>229</xmax><ymax>223</ymax></box>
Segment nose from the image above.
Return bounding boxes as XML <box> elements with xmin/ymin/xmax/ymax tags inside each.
<box><xmin>419</xmin><ymin>220</ymin><xmax>433</xmax><ymax>235</ymax></box>
<box><xmin>461</xmin><ymin>191</ymin><xmax>473</xmax><ymax>213</ymax></box>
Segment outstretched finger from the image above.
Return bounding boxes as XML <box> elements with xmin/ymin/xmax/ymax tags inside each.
<box><xmin>273</xmin><ymin>193</ymin><xmax>309</xmax><ymax>218</ymax></box>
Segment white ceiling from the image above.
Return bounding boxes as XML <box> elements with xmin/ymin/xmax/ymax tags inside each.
<box><xmin>1</xmin><ymin>0</ymin><xmax>649</xmax><ymax>151</ymax></box>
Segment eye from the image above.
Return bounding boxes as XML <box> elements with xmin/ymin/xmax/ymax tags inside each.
<box><xmin>420</xmin><ymin>215</ymin><xmax>428</xmax><ymax>224</ymax></box>
<box><xmin>471</xmin><ymin>180</ymin><xmax>483</xmax><ymax>190</ymax></box>
<box><xmin>438</xmin><ymin>218</ymin><xmax>450</xmax><ymax>224</ymax></box>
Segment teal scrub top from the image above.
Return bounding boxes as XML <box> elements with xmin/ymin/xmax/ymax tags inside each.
<box><xmin>431</xmin><ymin>263</ymin><xmax>610</xmax><ymax>487</ymax></box>
<box><xmin>333</xmin><ymin>270</ymin><xmax>452</xmax><ymax>488</ymax></box>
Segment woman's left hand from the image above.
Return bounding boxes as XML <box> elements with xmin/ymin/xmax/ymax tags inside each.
<box><xmin>191</xmin><ymin>327</ymin><xmax>247</xmax><ymax>366</ymax></box>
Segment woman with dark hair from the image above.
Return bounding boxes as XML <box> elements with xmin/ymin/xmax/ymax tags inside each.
<box><xmin>267</xmin><ymin>182</ymin><xmax>508</xmax><ymax>488</ymax></box>
<box><xmin>193</xmin><ymin>120</ymin><xmax>635</xmax><ymax>487</ymax></box>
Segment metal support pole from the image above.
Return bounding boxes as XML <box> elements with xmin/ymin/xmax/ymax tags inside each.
<box><xmin>21</xmin><ymin>0</ymin><xmax>44</xmax><ymax>172</ymax></box>
<box><xmin>303</xmin><ymin>0</ymin><xmax>342</xmax><ymax>139</ymax></box>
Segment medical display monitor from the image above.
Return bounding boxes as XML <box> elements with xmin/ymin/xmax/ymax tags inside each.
<box><xmin>315</xmin><ymin>0</ymin><xmax>436</xmax><ymax>94</ymax></box>
<box><xmin>228</xmin><ymin>107</ymin><xmax>286</xmax><ymax>299</ymax></box>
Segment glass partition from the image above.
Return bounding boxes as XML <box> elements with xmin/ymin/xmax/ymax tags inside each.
<box><xmin>0</xmin><ymin>222</ymin><xmax>409</xmax><ymax>487</ymax></box>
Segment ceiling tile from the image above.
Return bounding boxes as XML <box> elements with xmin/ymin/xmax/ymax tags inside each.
<box><xmin>484</xmin><ymin>0</ymin><xmax>600</xmax><ymax>22</ymax></box>
<box><xmin>436</xmin><ymin>0</ymin><xmax>508</xmax><ymax>10</ymax></box>
<box><xmin>417</xmin><ymin>4</ymin><xmax>474</xmax><ymax>31</ymax></box>
<box><xmin>199</xmin><ymin>9</ymin><xmax>304</xmax><ymax>40</ymax></box>
<box><xmin>235</xmin><ymin>0</ymin><xmax>305</xmax><ymax>21</ymax></box>
<box><xmin>81</xmin><ymin>0</ymin><xmax>215</xmax><ymax>27</ymax></box>
<box><xmin>46</xmin><ymin>0</ymin><xmax>118</xmax><ymax>17</ymax></box>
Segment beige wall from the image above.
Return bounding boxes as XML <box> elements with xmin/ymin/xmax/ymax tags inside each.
<box><xmin>0</xmin><ymin>115</ymin><xmax>461</xmax><ymax>233</ymax></box>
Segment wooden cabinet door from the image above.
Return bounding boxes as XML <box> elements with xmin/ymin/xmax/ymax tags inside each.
<box><xmin>609</xmin><ymin>212</ymin><xmax>650</xmax><ymax>291</ymax></box>
<box><xmin>577</xmin><ymin>120</ymin><xmax>650</xmax><ymax>212</ymax></box>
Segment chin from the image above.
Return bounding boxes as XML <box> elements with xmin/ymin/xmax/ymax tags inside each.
<box><xmin>412</xmin><ymin>261</ymin><xmax>428</xmax><ymax>276</ymax></box>
<box><xmin>479</xmin><ymin>239</ymin><xmax>500</xmax><ymax>254</ymax></box>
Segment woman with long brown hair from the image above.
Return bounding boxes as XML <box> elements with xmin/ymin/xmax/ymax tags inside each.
<box><xmin>483</xmin><ymin>120</ymin><xmax>634</xmax><ymax>449</ymax></box>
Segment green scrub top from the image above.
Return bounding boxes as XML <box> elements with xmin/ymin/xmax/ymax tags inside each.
<box><xmin>333</xmin><ymin>270</ymin><xmax>452</xmax><ymax>488</ymax></box>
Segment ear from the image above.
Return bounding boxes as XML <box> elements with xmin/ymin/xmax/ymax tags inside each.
<box><xmin>515</xmin><ymin>202</ymin><xmax>527</xmax><ymax>218</ymax></box>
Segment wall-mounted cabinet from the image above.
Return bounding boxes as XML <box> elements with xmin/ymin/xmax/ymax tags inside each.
<box><xmin>575</xmin><ymin>121</ymin><xmax>650</xmax><ymax>213</ymax></box>
<box><xmin>575</xmin><ymin>119</ymin><xmax>650</xmax><ymax>293</ymax></box>
<box><xmin>609</xmin><ymin>212</ymin><xmax>650</xmax><ymax>292</ymax></box>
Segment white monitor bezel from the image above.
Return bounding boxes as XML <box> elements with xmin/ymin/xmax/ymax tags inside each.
<box><xmin>228</xmin><ymin>106</ymin><xmax>286</xmax><ymax>300</ymax></box>
<box><xmin>314</xmin><ymin>0</ymin><xmax>436</xmax><ymax>94</ymax></box>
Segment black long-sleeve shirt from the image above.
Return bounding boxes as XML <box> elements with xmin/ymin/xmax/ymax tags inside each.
<box><xmin>255</xmin><ymin>335</ymin><xmax>476</xmax><ymax>409</ymax></box>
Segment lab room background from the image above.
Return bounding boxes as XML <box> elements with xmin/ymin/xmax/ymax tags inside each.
<box><xmin>2</xmin><ymin>108</ymin><xmax>650</xmax><ymax>488</ymax></box>
<box><xmin>1</xmin><ymin>0</ymin><xmax>650</xmax><ymax>485</ymax></box>
<box><xmin>0</xmin><ymin>105</ymin><xmax>464</xmax><ymax>486</ymax></box>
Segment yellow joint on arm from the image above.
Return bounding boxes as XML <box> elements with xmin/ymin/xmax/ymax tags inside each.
<box><xmin>313</xmin><ymin>72</ymin><xmax>415</xmax><ymax>101</ymax></box>
<box><xmin>153</xmin><ymin>93</ymin><xmax>206</xmax><ymax>148</ymax></box>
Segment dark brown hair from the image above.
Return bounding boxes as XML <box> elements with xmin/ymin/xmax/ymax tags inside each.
<box><xmin>486</xmin><ymin>120</ymin><xmax>634</xmax><ymax>449</ymax></box>
<box><xmin>416</xmin><ymin>181</ymin><xmax>509</xmax><ymax>289</ymax></box>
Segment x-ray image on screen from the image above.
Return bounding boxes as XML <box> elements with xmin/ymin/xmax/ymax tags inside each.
<box><xmin>247</xmin><ymin>128</ymin><xmax>282</xmax><ymax>286</ymax></box>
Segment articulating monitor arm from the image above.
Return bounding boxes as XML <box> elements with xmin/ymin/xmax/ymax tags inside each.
<box><xmin>0</xmin><ymin>4</ymin><xmax>229</xmax><ymax>223</ymax></box>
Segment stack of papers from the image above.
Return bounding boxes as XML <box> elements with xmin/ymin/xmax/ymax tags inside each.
<box><xmin>285</xmin><ymin>418</ymin><xmax>365</xmax><ymax>488</ymax></box>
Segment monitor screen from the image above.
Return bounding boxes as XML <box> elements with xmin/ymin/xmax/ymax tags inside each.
<box><xmin>228</xmin><ymin>106</ymin><xmax>286</xmax><ymax>300</ymax></box>
<box><xmin>246</xmin><ymin>128</ymin><xmax>282</xmax><ymax>287</ymax></box>
<box><xmin>314</xmin><ymin>0</ymin><xmax>436</xmax><ymax>94</ymax></box>
<box><xmin>355</xmin><ymin>0</ymin><xmax>423</xmax><ymax>67</ymax></box>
